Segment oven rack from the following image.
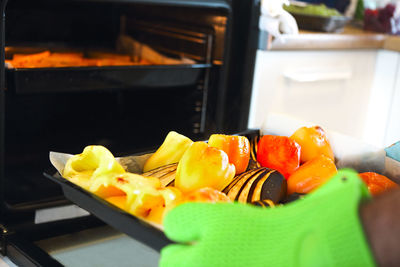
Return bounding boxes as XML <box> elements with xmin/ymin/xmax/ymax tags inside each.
<box><xmin>6</xmin><ymin>64</ymin><xmax>212</xmax><ymax>94</ymax></box>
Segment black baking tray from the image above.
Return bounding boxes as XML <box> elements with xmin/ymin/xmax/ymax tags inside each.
<box><xmin>43</xmin><ymin>170</ymin><xmax>172</xmax><ymax>251</ymax></box>
<box><xmin>42</xmin><ymin>129</ymin><xmax>260</xmax><ymax>252</ymax></box>
<box><xmin>6</xmin><ymin>64</ymin><xmax>211</xmax><ymax>94</ymax></box>
<box><xmin>290</xmin><ymin>13</ymin><xmax>350</xmax><ymax>32</ymax></box>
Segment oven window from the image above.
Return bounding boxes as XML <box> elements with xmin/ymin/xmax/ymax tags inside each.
<box><xmin>4</xmin><ymin>85</ymin><xmax>204</xmax><ymax>206</ymax></box>
<box><xmin>2</xmin><ymin>0</ymin><xmax>227</xmax><ymax>213</ymax></box>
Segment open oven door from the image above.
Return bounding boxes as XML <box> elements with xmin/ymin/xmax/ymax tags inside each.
<box><xmin>2</xmin><ymin>222</ymin><xmax>161</xmax><ymax>267</ymax></box>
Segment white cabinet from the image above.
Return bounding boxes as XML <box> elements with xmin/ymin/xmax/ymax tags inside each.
<box><xmin>364</xmin><ymin>50</ymin><xmax>400</xmax><ymax>147</ymax></box>
<box><xmin>249</xmin><ymin>49</ymin><xmax>400</xmax><ymax>147</ymax></box>
<box><xmin>385</xmin><ymin>59</ymin><xmax>400</xmax><ymax>146</ymax></box>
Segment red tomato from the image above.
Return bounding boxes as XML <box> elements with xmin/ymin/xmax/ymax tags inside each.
<box><xmin>257</xmin><ymin>135</ymin><xmax>301</xmax><ymax>179</ymax></box>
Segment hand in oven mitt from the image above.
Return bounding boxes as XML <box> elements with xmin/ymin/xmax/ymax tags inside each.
<box><xmin>160</xmin><ymin>170</ymin><xmax>375</xmax><ymax>267</ymax></box>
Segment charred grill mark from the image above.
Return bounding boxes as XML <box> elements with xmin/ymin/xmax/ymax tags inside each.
<box><xmin>252</xmin><ymin>199</ymin><xmax>274</xmax><ymax>207</ymax></box>
<box><xmin>222</xmin><ymin>170</ymin><xmax>250</xmax><ymax>194</ymax></box>
<box><xmin>234</xmin><ymin>168</ymin><xmax>266</xmax><ymax>201</ymax></box>
<box><xmin>239</xmin><ymin>171</ymin><xmax>264</xmax><ymax>203</ymax></box>
<box><xmin>158</xmin><ymin>169</ymin><xmax>177</xmax><ymax>178</ymax></box>
<box><xmin>222</xmin><ymin>169</ymin><xmax>260</xmax><ymax>194</ymax></box>
<box><xmin>246</xmin><ymin>169</ymin><xmax>270</xmax><ymax>203</ymax></box>
<box><xmin>159</xmin><ymin>172</ymin><xmax>176</xmax><ymax>187</ymax></box>
<box><xmin>166</xmin><ymin>180</ymin><xmax>175</xmax><ymax>187</ymax></box>
<box><xmin>259</xmin><ymin>199</ymin><xmax>274</xmax><ymax>207</ymax></box>
<box><xmin>142</xmin><ymin>163</ymin><xmax>177</xmax><ymax>187</ymax></box>
<box><xmin>142</xmin><ymin>163</ymin><xmax>178</xmax><ymax>177</ymax></box>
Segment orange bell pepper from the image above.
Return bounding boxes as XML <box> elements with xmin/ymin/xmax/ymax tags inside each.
<box><xmin>359</xmin><ymin>172</ymin><xmax>399</xmax><ymax>196</ymax></box>
<box><xmin>175</xmin><ymin>141</ymin><xmax>236</xmax><ymax>193</ymax></box>
<box><xmin>290</xmin><ymin>126</ymin><xmax>334</xmax><ymax>163</ymax></box>
<box><xmin>208</xmin><ymin>134</ymin><xmax>250</xmax><ymax>174</ymax></box>
<box><xmin>257</xmin><ymin>135</ymin><xmax>301</xmax><ymax>179</ymax></box>
<box><xmin>287</xmin><ymin>154</ymin><xmax>337</xmax><ymax>194</ymax></box>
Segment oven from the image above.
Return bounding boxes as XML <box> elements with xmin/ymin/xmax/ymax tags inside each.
<box><xmin>0</xmin><ymin>0</ymin><xmax>260</xmax><ymax>265</ymax></box>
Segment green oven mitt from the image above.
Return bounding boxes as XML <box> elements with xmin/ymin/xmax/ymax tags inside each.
<box><xmin>160</xmin><ymin>170</ymin><xmax>375</xmax><ymax>267</ymax></box>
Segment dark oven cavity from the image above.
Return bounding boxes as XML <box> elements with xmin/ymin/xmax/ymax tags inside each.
<box><xmin>1</xmin><ymin>0</ymin><xmax>231</xmax><ymax>222</ymax></box>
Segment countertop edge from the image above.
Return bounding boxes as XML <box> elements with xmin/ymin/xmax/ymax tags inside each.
<box><xmin>269</xmin><ymin>29</ymin><xmax>400</xmax><ymax>52</ymax></box>
<box><xmin>383</xmin><ymin>36</ymin><xmax>400</xmax><ymax>52</ymax></box>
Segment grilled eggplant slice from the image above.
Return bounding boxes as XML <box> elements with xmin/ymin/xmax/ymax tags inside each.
<box><xmin>247</xmin><ymin>135</ymin><xmax>261</xmax><ymax>170</ymax></box>
<box><xmin>142</xmin><ymin>163</ymin><xmax>177</xmax><ymax>187</ymax></box>
<box><xmin>223</xmin><ymin>167</ymin><xmax>287</xmax><ymax>203</ymax></box>
<box><xmin>280</xmin><ymin>193</ymin><xmax>306</xmax><ymax>204</ymax></box>
<box><xmin>252</xmin><ymin>199</ymin><xmax>275</xmax><ymax>208</ymax></box>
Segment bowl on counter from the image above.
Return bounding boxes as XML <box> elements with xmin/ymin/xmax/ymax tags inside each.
<box><xmin>284</xmin><ymin>2</ymin><xmax>350</xmax><ymax>32</ymax></box>
<box><xmin>290</xmin><ymin>12</ymin><xmax>351</xmax><ymax>32</ymax></box>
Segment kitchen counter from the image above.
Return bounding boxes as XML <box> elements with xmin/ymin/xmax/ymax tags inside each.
<box><xmin>269</xmin><ymin>26</ymin><xmax>400</xmax><ymax>52</ymax></box>
<box><xmin>252</xmin><ymin>26</ymin><xmax>400</xmax><ymax>148</ymax></box>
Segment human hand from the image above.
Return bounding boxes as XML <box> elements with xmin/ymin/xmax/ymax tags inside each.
<box><xmin>160</xmin><ymin>170</ymin><xmax>375</xmax><ymax>267</ymax></box>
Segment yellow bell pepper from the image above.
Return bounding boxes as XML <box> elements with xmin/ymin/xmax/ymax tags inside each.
<box><xmin>143</xmin><ymin>131</ymin><xmax>193</xmax><ymax>172</ymax></box>
<box><xmin>147</xmin><ymin>187</ymin><xmax>183</xmax><ymax>224</ymax></box>
<box><xmin>175</xmin><ymin>141</ymin><xmax>236</xmax><ymax>193</ymax></box>
<box><xmin>107</xmin><ymin>173</ymin><xmax>162</xmax><ymax>217</ymax></box>
<box><xmin>63</xmin><ymin>145</ymin><xmax>125</xmax><ymax>192</ymax></box>
<box><xmin>106</xmin><ymin>173</ymin><xmax>183</xmax><ymax>224</ymax></box>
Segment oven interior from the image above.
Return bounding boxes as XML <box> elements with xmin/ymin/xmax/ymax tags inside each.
<box><xmin>2</xmin><ymin>0</ymin><xmax>232</xmax><ymax>223</ymax></box>
<box><xmin>0</xmin><ymin>0</ymin><xmax>259</xmax><ymax>264</ymax></box>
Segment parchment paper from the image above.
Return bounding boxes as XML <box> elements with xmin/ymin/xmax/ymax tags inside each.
<box><xmin>117</xmin><ymin>35</ymin><xmax>195</xmax><ymax>65</ymax></box>
<box><xmin>49</xmin><ymin>151</ymin><xmax>153</xmax><ymax>176</ymax></box>
<box><xmin>49</xmin><ymin>151</ymin><xmax>163</xmax><ymax>230</ymax></box>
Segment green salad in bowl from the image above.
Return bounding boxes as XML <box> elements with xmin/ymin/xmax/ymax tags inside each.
<box><xmin>284</xmin><ymin>3</ymin><xmax>343</xmax><ymax>18</ymax></box>
<box><xmin>283</xmin><ymin>2</ymin><xmax>348</xmax><ymax>32</ymax></box>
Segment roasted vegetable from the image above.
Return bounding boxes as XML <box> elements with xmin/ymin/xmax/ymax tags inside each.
<box><xmin>208</xmin><ymin>134</ymin><xmax>250</xmax><ymax>174</ymax></box>
<box><xmin>247</xmin><ymin>135</ymin><xmax>261</xmax><ymax>170</ymax></box>
<box><xmin>143</xmin><ymin>131</ymin><xmax>193</xmax><ymax>172</ymax></box>
<box><xmin>223</xmin><ymin>167</ymin><xmax>287</xmax><ymax>204</ymax></box>
<box><xmin>288</xmin><ymin>154</ymin><xmax>337</xmax><ymax>194</ymax></box>
<box><xmin>184</xmin><ymin>187</ymin><xmax>231</xmax><ymax>203</ymax></box>
<box><xmin>175</xmin><ymin>141</ymin><xmax>236</xmax><ymax>193</ymax></box>
<box><xmin>257</xmin><ymin>135</ymin><xmax>301</xmax><ymax>179</ymax></box>
<box><xmin>101</xmin><ymin>172</ymin><xmax>161</xmax><ymax>217</ymax></box>
<box><xmin>142</xmin><ymin>163</ymin><xmax>177</xmax><ymax>187</ymax></box>
<box><xmin>104</xmin><ymin>172</ymin><xmax>184</xmax><ymax>224</ymax></box>
<box><xmin>359</xmin><ymin>172</ymin><xmax>399</xmax><ymax>196</ymax></box>
<box><xmin>290</xmin><ymin>126</ymin><xmax>334</xmax><ymax>163</ymax></box>
<box><xmin>88</xmin><ymin>174</ymin><xmax>126</xmax><ymax>198</ymax></box>
<box><xmin>251</xmin><ymin>199</ymin><xmax>275</xmax><ymax>208</ymax></box>
<box><xmin>280</xmin><ymin>193</ymin><xmax>306</xmax><ymax>204</ymax></box>
<box><xmin>146</xmin><ymin>187</ymin><xmax>183</xmax><ymax>224</ymax></box>
<box><xmin>63</xmin><ymin>145</ymin><xmax>126</xmax><ymax>197</ymax></box>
